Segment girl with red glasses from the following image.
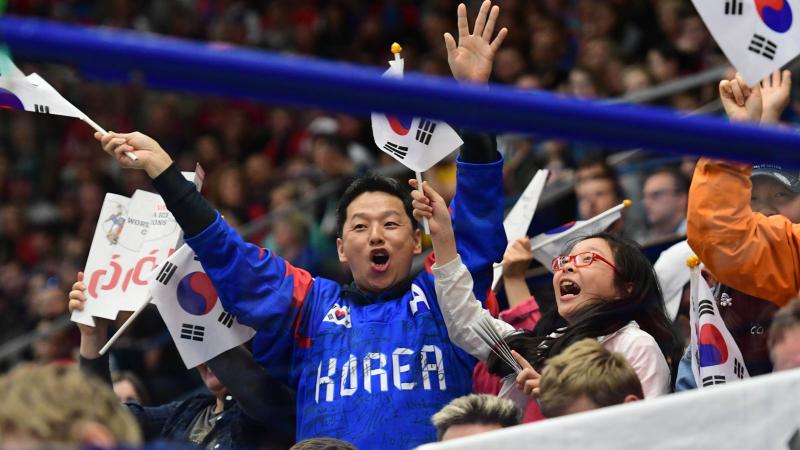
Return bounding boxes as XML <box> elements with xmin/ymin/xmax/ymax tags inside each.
<box><xmin>412</xmin><ymin>181</ymin><xmax>681</xmax><ymax>411</ymax></box>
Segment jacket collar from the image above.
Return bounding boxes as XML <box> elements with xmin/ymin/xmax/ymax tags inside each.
<box><xmin>342</xmin><ymin>277</ymin><xmax>414</xmax><ymax>305</ymax></box>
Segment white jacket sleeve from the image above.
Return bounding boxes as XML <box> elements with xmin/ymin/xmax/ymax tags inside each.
<box><xmin>432</xmin><ymin>255</ymin><xmax>516</xmax><ymax>361</ymax></box>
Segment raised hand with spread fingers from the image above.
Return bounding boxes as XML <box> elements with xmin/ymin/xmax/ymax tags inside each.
<box><xmin>444</xmin><ymin>0</ymin><xmax>508</xmax><ymax>84</ymax></box>
<box><xmin>760</xmin><ymin>69</ymin><xmax>792</xmax><ymax>124</ymax></box>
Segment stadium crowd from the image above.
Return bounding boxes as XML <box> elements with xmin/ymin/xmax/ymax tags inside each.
<box><xmin>1</xmin><ymin>1</ymin><xmax>800</xmax><ymax>449</ymax></box>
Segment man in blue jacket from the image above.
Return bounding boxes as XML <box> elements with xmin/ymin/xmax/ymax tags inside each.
<box><xmin>98</xmin><ymin>3</ymin><xmax>507</xmax><ymax>447</ymax></box>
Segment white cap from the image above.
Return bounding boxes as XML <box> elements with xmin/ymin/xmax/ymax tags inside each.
<box><xmin>654</xmin><ymin>240</ymin><xmax>694</xmax><ymax>321</ymax></box>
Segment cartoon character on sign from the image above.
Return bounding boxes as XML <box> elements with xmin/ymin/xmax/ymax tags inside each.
<box><xmin>104</xmin><ymin>205</ymin><xmax>126</xmax><ymax>245</ymax></box>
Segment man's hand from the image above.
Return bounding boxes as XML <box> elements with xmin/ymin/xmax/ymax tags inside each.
<box><xmin>410</xmin><ymin>179</ymin><xmax>453</xmax><ymax>238</ymax></box>
<box><xmin>502</xmin><ymin>237</ymin><xmax>533</xmax><ymax>279</ymax></box>
<box><xmin>95</xmin><ymin>131</ymin><xmax>173</xmax><ymax>178</ymax></box>
<box><xmin>410</xmin><ymin>179</ymin><xmax>458</xmax><ymax>264</ymax></box>
<box><xmin>444</xmin><ymin>0</ymin><xmax>508</xmax><ymax>84</ymax></box>
<box><xmin>719</xmin><ymin>73</ymin><xmax>762</xmax><ymax>123</ymax></box>
<box><xmin>760</xmin><ymin>69</ymin><xmax>792</xmax><ymax>124</ymax></box>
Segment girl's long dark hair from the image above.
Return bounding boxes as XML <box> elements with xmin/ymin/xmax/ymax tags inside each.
<box><xmin>487</xmin><ymin>232</ymin><xmax>682</xmax><ymax>385</ymax></box>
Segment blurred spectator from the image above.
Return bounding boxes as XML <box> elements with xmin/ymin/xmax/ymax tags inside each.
<box><xmin>641</xmin><ymin>167</ymin><xmax>689</xmax><ymax>241</ymax></box>
<box><xmin>112</xmin><ymin>371</ymin><xmax>153</xmax><ymax>406</ymax></box>
<box><xmin>574</xmin><ymin>157</ymin><xmax>626</xmax><ymax>235</ymax></box>
<box><xmin>263</xmin><ymin>210</ymin><xmax>322</xmax><ymax>276</ymax></box>
<box><xmin>646</xmin><ymin>46</ymin><xmax>680</xmax><ymax>84</ymax></box>
<box><xmin>0</xmin><ymin>364</ymin><xmax>143</xmax><ymax>449</ymax></box>
<box><xmin>768</xmin><ymin>299</ymin><xmax>800</xmax><ymax>372</ymax></box>
<box><xmin>621</xmin><ymin>65</ymin><xmax>653</xmax><ymax>95</ymax></box>
<box><xmin>431</xmin><ymin>394</ymin><xmax>521</xmax><ymax>441</ymax></box>
<box><xmin>208</xmin><ymin>164</ymin><xmax>248</xmax><ymax>224</ymax></box>
<box><xmin>291</xmin><ymin>438</ymin><xmax>358</xmax><ymax>450</ymax></box>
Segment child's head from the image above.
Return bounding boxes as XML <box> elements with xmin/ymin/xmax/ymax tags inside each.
<box><xmin>553</xmin><ymin>232</ymin><xmax>662</xmax><ymax>322</ymax></box>
<box><xmin>335</xmin><ymin>176</ymin><xmax>421</xmax><ymax>293</ymax></box>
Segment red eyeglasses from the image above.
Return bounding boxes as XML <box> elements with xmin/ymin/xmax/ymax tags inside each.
<box><xmin>551</xmin><ymin>251</ymin><xmax>620</xmax><ymax>274</ymax></box>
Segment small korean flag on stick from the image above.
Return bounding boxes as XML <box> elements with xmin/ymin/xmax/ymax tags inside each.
<box><xmin>148</xmin><ymin>244</ymin><xmax>255</xmax><ymax>369</ymax></box>
<box><xmin>691</xmin><ymin>0</ymin><xmax>800</xmax><ymax>84</ymax></box>
<box><xmin>370</xmin><ymin>43</ymin><xmax>464</xmax><ymax>234</ymax></box>
<box><xmin>0</xmin><ymin>51</ymin><xmax>136</xmax><ymax>160</ymax></box>
<box><xmin>687</xmin><ymin>256</ymin><xmax>749</xmax><ymax>388</ymax></box>
<box><xmin>530</xmin><ymin>200</ymin><xmax>631</xmax><ymax>271</ymax></box>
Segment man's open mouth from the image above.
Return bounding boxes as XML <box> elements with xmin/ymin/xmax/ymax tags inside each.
<box><xmin>370</xmin><ymin>249</ymin><xmax>390</xmax><ymax>272</ymax></box>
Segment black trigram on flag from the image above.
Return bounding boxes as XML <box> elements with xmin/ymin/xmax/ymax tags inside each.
<box><xmin>698</xmin><ymin>299</ymin><xmax>714</xmax><ymax>317</ymax></box>
<box><xmin>384</xmin><ymin>142</ymin><xmax>409</xmax><ymax>160</ymax></box>
<box><xmin>733</xmin><ymin>359</ymin><xmax>745</xmax><ymax>379</ymax></box>
<box><xmin>157</xmin><ymin>261</ymin><xmax>178</xmax><ymax>285</ymax></box>
<box><xmin>702</xmin><ymin>375</ymin><xmax>726</xmax><ymax>387</ymax></box>
<box><xmin>415</xmin><ymin>119</ymin><xmax>437</xmax><ymax>145</ymax></box>
<box><xmin>180</xmin><ymin>323</ymin><xmax>205</xmax><ymax>341</ymax></box>
<box><xmin>724</xmin><ymin>0</ymin><xmax>742</xmax><ymax>15</ymax></box>
<box><xmin>34</xmin><ymin>104</ymin><xmax>50</xmax><ymax>114</ymax></box>
<box><xmin>193</xmin><ymin>254</ymin><xmax>200</xmax><ymax>261</ymax></box>
<box><xmin>748</xmin><ymin>34</ymin><xmax>777</xmax><ymax>60</ymax></box>
<box><xmin>218</xmin><ymin>311</ymin><xmax>234</xmax><ymax>328</ymax></box>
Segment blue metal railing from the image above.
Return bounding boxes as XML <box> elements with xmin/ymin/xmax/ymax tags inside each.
<box><xmin>0</xmin><ymin>15</ymin><xmax>798</xmax><ymax>167</ymax></box>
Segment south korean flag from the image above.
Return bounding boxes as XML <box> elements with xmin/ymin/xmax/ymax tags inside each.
<box><xmin>370</xmin><ymin>49</ymin><xmax>464</xmax><ymax>172</ymax></box>
<box><xmin>148</xmin><ymin>244</ymin><xmax>255</xmax><ymax>368</ymax></box>
<box><xmin>691</xmin><ymin>0</ymin><xmax>800</xmax><ymax>84</ymax></box>
<box><xmin>688</xmin><ymin>261</ymin><xmax>749</xmax><ymax>388</ymax></box>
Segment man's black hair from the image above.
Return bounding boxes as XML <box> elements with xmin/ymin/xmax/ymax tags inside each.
<box><xmin>644</xmin><ymin>166</ymin><xmax>690</xmax><ymax>194</ymax></box>
<box><xmin>336</xmin><ymin>175</ymin><xmax>419</xmax><ymax>237</ymax></box>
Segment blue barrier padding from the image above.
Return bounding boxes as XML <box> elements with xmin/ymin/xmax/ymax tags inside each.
<box><xmin>1</xmin><ymin>15</ymin><xmax>799</xmax><ymax>166</ymax></box>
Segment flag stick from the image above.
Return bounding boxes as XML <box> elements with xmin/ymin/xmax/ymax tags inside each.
<box><xmin>416</xmin><ymin>170</ymin><xmax>431</xmax><ymax>235</ymax></box>
<box><xmin>491</xmin><ymin>199</ymin><xmax>632</xmax><ymax>270</ymax></box>
<box><xmin>98</xmin><ymin>296</ymin><xmax>152</xmax><ymax>355</ymax></box>
<box><xmin>392</xmin><ymin>42</ymin><xmax>428</xmax><ymax>234</ymax></box>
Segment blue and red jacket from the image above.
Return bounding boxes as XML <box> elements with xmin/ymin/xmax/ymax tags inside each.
<box><xmin>155</xmin><ymin>154</ymin><xmax>505</xmax><ymax>449</ymax></box>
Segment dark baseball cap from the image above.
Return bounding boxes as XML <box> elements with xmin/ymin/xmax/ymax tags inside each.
<box><xmin>751</xmin><ymin>164</ymin><xmax>800</xmax><ymax>193</ymax></box>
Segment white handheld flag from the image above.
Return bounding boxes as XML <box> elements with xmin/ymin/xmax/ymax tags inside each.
<box><xmin>688</xmin><ymin>259</ymin><xmax>749</xmax><ymax>388</ymax></box>
<box><xmin>492</xmin><ymin>169</ymin><xmax>549</xmax><ymax>290</ymax></box>
<box><xmin>149</xmin><ymin>244</ymin><xmax>255</xmax><ymax>369</ymax></box>
<box><xmin>370</xmin><ymin>51</ymin><xmax>463</xmax><ymax>172</ymax></box>
<box><xmin>0</xmin><ymin>53</ymin><xmax>107</xmax><ymax>132</ymax></box>
<box><xmin>530</xmin><ymin>201</ymin><xmax>628</xmax><ymax>271</ymax></box>
<box><xmin>691</xmin><ymin>0</ymin><xmax>800</xmax><ymax>85</ymax></box>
